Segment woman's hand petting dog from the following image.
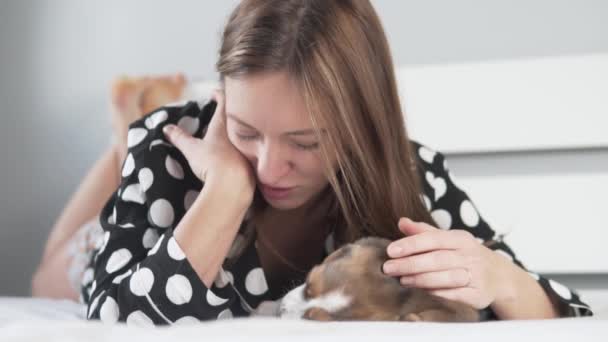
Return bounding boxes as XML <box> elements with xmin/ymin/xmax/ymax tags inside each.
<box><xmin>383</xmin><ymin>217</ymin><xmax>511</xmax><ymax>310</ymax></box>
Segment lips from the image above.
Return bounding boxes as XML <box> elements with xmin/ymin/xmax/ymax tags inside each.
<box><xmin>261</xmin><ymin>184</ymin><xmax>295</xmax><ymax>191</ymax></box>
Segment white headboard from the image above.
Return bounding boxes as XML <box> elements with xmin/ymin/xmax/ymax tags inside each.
<box><xmin>396</xmin><ymin>53</ymin><xmax>608</xmax><ymax>274</ymax></box>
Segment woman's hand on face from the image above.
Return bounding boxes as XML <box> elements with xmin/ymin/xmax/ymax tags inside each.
<box><xmin>162</xmin><ymin>89</ymin><xmax>256</xmax><ymax>199</ymax></box>
<box><xmin>382</xmin><ymin>217</ymin><xmax>506</xmax><ymax>309</ymax></box>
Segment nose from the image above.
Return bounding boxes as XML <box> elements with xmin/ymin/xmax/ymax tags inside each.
<box><xmin>256</xmin><ymin>142</ymin><xmax>293</xmax><ymax>185</ymax></box>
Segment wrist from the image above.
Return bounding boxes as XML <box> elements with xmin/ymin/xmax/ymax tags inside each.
<box><xmin>205</xmin><ymin>170</ymin><xmax>255</xmax><ymax>208</ymax></box>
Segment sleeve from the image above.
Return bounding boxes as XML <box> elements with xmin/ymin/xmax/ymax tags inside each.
<box><xmin>80</xmin><ymin>100</ymin><xmax>244</xmax><ymax>326</ymax></box>
<box><xmin>413</xmin><ymin>143</ymin><xmax>594</xmax><ymax>318</ymax></box>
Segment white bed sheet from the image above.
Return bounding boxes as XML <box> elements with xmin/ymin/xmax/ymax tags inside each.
<box><xmin>1</xmin><ymin>294</ymin><xmax>607</xmax><ymax>342</ymax></box>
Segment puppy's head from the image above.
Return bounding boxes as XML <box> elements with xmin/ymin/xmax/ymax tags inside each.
<box><xmin>280</xmin><ymin>237</ymin><xmax>411</xmax><ymax>320</ymax></box>
<box><xmin>279</xmin><ymin>237</ymin><xmax>479</xmax><ymax>322</ymax></box>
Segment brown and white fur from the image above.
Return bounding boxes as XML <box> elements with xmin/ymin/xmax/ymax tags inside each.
<box><xmin>275</xmin><ymin>237</ymin><xmax>483</xmax><ymax>322</ymax></box>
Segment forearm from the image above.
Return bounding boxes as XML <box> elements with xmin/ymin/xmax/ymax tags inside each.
<box><xmin>173</xmin><ymin>176</ymin><xmax>253</xmax><ymax>288</ymax></box>
<box><xmin>41</xmin><ymin>144</ymin><xmax>121</xmax><ymax>262</ymax></box>
<box><xmin>490</xmin><ymin>258</ymin><xmax>560</xmax><ymax>320</ymax></box>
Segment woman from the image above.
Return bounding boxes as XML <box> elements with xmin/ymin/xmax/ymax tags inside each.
<box><xmin>50</xmin><ymin>0</ymin><xmax>594</xmax><ymax>324</ymax></box>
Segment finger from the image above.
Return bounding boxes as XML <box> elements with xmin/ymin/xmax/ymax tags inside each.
<box><xmin>398</xmin><ymin>217</ymin><xmax>437</xmax><ymax>236</ymax></box>
<box><xmin>387</xmin><ymin>230</ymin><xmax>469</xmax><ymax>258</ymax></box>
<box><xmin>383</xmin><ymin>250</ymin><xmax>463</xmax><ymax>276</ymax></box>
<box><xmin>399</xmin><ymin>268</ymin><xmax>471</xmax><ymax>289</ymax></box>
<box><xmin>163</xmin><ymin>124</ymin><xmax>198</xmax><ymax>158</ymax></box>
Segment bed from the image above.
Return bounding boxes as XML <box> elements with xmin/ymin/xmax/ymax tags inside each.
<box><xmin>1</xmin><ymin>289</ymin><xmax>607</xmax><ymax>341</ymax></box>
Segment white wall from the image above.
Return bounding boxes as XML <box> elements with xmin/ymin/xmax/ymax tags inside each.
<box><xmin>1</xmin><ymin>0</ymin><xmax>607</xmax><ymax>295</ymax></box>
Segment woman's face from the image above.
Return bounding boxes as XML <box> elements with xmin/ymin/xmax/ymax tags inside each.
<box><xmin>224</xmin><ymin>71</ymin><xmax>333</xmax><ymax>210</ymax></box>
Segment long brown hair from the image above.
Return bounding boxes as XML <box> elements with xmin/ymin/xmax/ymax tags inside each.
<box><xmin>216</xmin><ymin>0</ymin><xmax>436</xmax><ymax>246</ymax></box>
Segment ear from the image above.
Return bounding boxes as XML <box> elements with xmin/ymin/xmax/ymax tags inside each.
<box><xmin>304</xmin><ymin>307</ymin><xmax>334</xmax><ymax>321</ymax></box>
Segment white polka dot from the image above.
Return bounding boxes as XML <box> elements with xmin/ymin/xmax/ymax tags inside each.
<box><xmin>460</xmin><ymin>200</ymin><xmax>480</xmax><ymax>227</ymax></box>
<box><xmin>184</xmin><ymin>190</ymin><xmax>199</xmax><ymax>211</ymax></box>
<box><xmin>418</xmin><ymin>146</ymin><xmax>436</xmax><ymax>164</ymax></box>
<box><xmin>174</xmin><ymin>316</ymin><xmax>200</xmax><ymax>325</ymax></box>
<box><xmin>549</xmin><ymin>279</ymin><xmax>572</xmax><ymax>300</ymax></box>
<box><xmin>528</xmin><ymin>272</ymin><xmax>540</xmax><ymax>280</ymax></box>
<box><xmin>130</xmin><ymin>267</ymin><xmax>154</xmax><ymax>296</ymax></box>
<box><xmin>127</xmin><ymin>127</ymin><xmax>148</xmax><ymax>148</ymax></box>
<box><xmin>245</xmin><ymin>267</ymin><xmax>268</xmax><ymax>296</ymax></box>
<box><xmin>426</xmin><ymin>171</ymin><xmax>447</xmax><ymax>201</ymax></box>
<box><xmin>138</xmin><ymin>168</ymin><xmax>154</xmax><ymax>192</ymax></box>
<box><xmin>81</xmin><ymin>268</ymin><xmax>94</xmax><ymax>285</ymax></box>
<box><xmin>167</xmin><ymin>237</ymin><xmax>186</xmax><ymax>260</ymax></box>
<box><xmin>420</xmin><ymin>194</ymin><xmax>431</xmax><ymax>211</ymax></box>
<box><xmin>121</xmin><ymin>153</ymin><xmax>135</xmax><ymax>177</ymax></box>
<box><xmin>149</xmin><ymin>139</ymin><xmax>171</xmax><ymax>150</ymax></box>
<box><xmin>214</xmin><ymin>269</ymin><xmax>234</xmax><ymax>288</ymax></box>
<box><xmin>144</xmin><ymin>110</ymin><xmax>168</xmax><ymax>129</ymax></box>
<box><xmin>108</xmin><ymin>206</ymin><xmax>117</xmax><ymax>225</ymax></box>
<box><xmin>97</xmin><ymin>232</ymin><xmax>111</xmax><ymax>255</ymax></box>
<box><xmin>142</xmin><ymin>228</ymin><xmax>159</xmax><ymax>249</ymax></box>
<box><xmin>106</xmin><ymin>248</ymin><xmax>133</xmax><ymax>273</ymax></box>
<box><xmin>126</xmin><ymin>310</ymin><xmax>154</xmax><ymax>327</ymax></box>
<box><xmin>118</xmin><ymin>222</ymin><xmax>135</xmax><ymax>228</ymax></box>
<box><xmin>177</xmin><ymin>116</ymin><xmax>200</xmax><ymax>135</ymax></box>
<box><xmin>147</xmin><ymin>234</ymin><xmax>164</xmax><ymax>256</ymax></box>
<box><xmin>494</xmin><ymin>249</ymin><xmax>513</xmax><ymax>262</ymax></box>
<box><xmin>430</xmin><ymin>209</ymin><xmax>452</xmax><ymax>229</ymax></box>
<box><xmin>165</xmin><ymin>155</ymin><xmax>184</xmax><ymax>179</ymax></box>
<box><xmin>87</xmin><ymin>291</ymin><xmax>103</xmax><ymax>319</ymax></box>
<box><xmin>217</xmin><ymin>308</ymin><xmax>233</xmax><ymax>320</ymax></box>
<box><xmin>99</xmin><ymin>296</ymin><xmax>119</xmax><ymax>324</ymax></box>
<box><xmin>148</xmin><ymin>199</ymin><xmax>175</xmax><ymax>228</ymax></box>
<box><xmin>206</xmin><ymin>289</ymin><xmax>229</xmax><ymax>306</ymax></box>
<box><xmin>121</xmin><ymin>183</ymin><xmax>146</xmax><ymax>204</ymax></box>
<box><xmin>166</xmin><ymin>274</ymin><xmax>192</xmax><ymax>305</ymax></box>
<box><xmin>112</xmin><ymin>269</ymin><xmax>133</xmax><ymax>284</ymax></box>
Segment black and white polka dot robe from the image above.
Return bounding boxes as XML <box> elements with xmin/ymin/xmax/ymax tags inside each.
<box><xmin>80</xmin><ymin>99</ymin><xmax>593</xmax><ymax>325</ymax></box>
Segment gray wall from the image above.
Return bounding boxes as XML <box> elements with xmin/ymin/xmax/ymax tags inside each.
<box><xmin>1</xmin><ymin>0</ymin><xmax>607</xmax><ymax>296</ymax></box>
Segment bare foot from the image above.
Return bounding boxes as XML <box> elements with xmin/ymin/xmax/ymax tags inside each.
<box><xmin>110</xmin><ymin>73</ymin><xmax>187</xmax><ymax>165</ymax></box>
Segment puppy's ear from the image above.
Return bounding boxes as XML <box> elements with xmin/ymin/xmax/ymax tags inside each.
<box><xmin>304</xmin><ymin>307</ymin><xmax>334</xmax><ymax>321</ymax></box>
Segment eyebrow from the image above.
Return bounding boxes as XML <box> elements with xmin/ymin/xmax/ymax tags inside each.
<box><xmin>226</xmin><ymin>113</ymin><xmax>325</xmax><ymax>136</ymax></box>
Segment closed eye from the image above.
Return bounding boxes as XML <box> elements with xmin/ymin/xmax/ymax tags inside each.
<box><xmin>235</xmin><ymin>133</ymin><xmax>319</xmax><ymax>151</ymax></box>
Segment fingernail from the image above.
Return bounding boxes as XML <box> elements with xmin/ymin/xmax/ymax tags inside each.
<box><xmin>163</xmin><ymin>125</ymin><xmax>174</xmax><ymax>134</ymax></box>
<box><xmin>383</xmin><ymin>262</ymin><xmax>396</xmax><ymax>274</ymax></box>
<box><xmin>388</xmin><ymin>245</ymin><xmax>402</xmax><ymax>257</ymax></box>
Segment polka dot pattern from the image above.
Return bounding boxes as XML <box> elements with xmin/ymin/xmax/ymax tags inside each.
<box><xmin>130</xmin><ymin>267</ymin><xmax>154</xmax><ymax>296</ymax></box>
<box><xmin>245</xmin><ymin>267</ymin><xmax>268</xmax><ymax>296</ymax></box>
<box><xmin>99</xmin><ymin>296</ymin><xmax>119</xmax><ymax>323</ymax></box>
<box><xmin>105</xmin><ymin>248</ymin><xmax>132</xmax><ymax>273</ymax></box>
<box><xmin>431</xmin><ymin>209</ymin><xmax>452</xmax><ymax>229</ymax></box>
<box><xmin>166</xmin><ymin>274</ymin><xmax>193</xmax><ymax>305</ymax></box>
<box><xmin>167</xmin><ymin>237</ymin><xmax>186</xmax><ymax>261</ymax></box>
<box><xmin>138</xmin><ymin>168</ymin><xmax>154</xmax><ymax>192</ymax></box>
<box><xmin>122</xmin><ymin>154</ymin><xmax>135</xmax><ymax>177</ymax></box>
<box><xmin>165</xmin><ymin>156</ymin><xmax>184</xmax><ymax>179</ymax></box>
<box><xmin>148</xmin><ymin>199</ymin><xmax>174</xmax><ymax>228</ymax></box>
<box><xmin>127</xmin><ymin>128</ymin><xmax>148</xmax><ymax>148</ymax></box>
<box><xmin>144</xmin><ymin>110</ymin><xmax>168</xmax><ymax>129</ymax></box>
<box><xmin>126</xmin><ymin>310</ymin><xmax>154</xmax><ymax>327</ymax></box>
<box><xmin>460</xmin><ymin>200</ymin><xmax>480</xmax><ymax>227</ymax></box>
